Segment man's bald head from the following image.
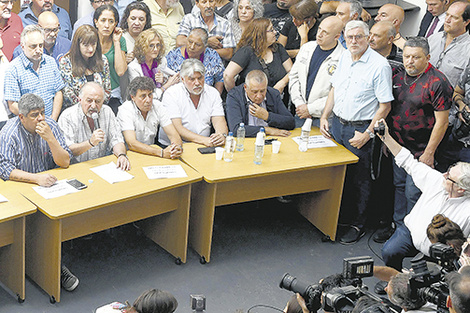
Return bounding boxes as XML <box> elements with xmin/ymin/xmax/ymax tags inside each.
<box><xmin>316</xmin><ymin>16</ymin><xmax>343</xmax><ymax>49</ymax></box>
<box><xmin>38</xmin><ymin>11</ymin><xmax>59</xmax><ymax>25</ymax></box>
<box><xmin>37</xmin><ymin>11</ymin><xmax>59</xmax><ymax>47</ymax></box>
<box><xmin>375</xmin><ymin>4</ymin><xmax>405</xmax><ymax>31</ymax></box>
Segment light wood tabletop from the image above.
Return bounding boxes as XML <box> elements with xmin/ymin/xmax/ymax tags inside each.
<box><xmin>181</xmin><ymin>127</ymin><xmax>358</xmax><ymax>263</ymax></box>
<box><xmin>0</xmin><ymin>182</ymin><xmax>36</xmax><ymax>302</ymax></box>
<box><xmin>7</xmin><ymin>151</ymin><xmax>202</xmax><ymax>303</ymax></box>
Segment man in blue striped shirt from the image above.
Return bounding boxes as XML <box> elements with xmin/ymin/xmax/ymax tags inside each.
<box><xmin>0</xmin><ymin>93</ymin><xmax>72</xmax><ymax>186</ymax></box>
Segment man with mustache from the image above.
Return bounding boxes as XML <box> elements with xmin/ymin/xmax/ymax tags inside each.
<box><xmin>159</xmin><ymin>59</ymin><xmax>228</xmax><ymax>147</ymax></box>
<box><xmin>319</xmin><ymin>20</ymin><xmax>393</xmax><ymax>245</ymax></box>
<box><xmin>13</xmin><ymin>11</ymin><xmax>71</xmax><ymax>65</ymax></box>
<box><xmin>143</xmin><ymin>0</ymin><xmax>185</xmax><ymax>54</ymax></box>
<box><xmin>176</xmin><ymin>0</ymin><xmax>235</xmax><ymax>61</ymax></box>
<box><xmin>0</xmin><ymin>0</ymin><xmax>22</xmax><ymax>61</ymax></box>
<box><xmin>18</xmin><ymin>0</ymin><xmax>72</xmax><ymax>40</ymax></box>
<box><xmin>58</xmin><ymin>82</ymin><xmax>130</xmax><ymax>170</ymax></box>
<box><xmin>4</xmin><ymin>25</ymin><xmax>64</xmax><ymax>121</ymax></box>
<box><xmin>387</xmin><ymin>37</ymin><xmax>452</xmax><ymax>240</ymax></box>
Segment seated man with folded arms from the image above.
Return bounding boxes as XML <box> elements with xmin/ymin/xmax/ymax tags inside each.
<box><xmin>58</xmin><ymin>82</ymin><xmax>130</xmax><ymax>170</ymax></box>
<box><xmin>226</xmin><ymin>69</ymin><xmax>294</xmax><ymax>137</ymax></box>
<box><xmin>0</xmin><ymin>93</ymin><xmax>71</xmax><ymax>186</ymax></box>
<box><xmin>117</xmin><ymin>76</ymin><xmax>183</xmax><ymax>159</ymax></box>
<box><xmin>159</xmin><ymin>58</ymin><xmax>228</xmax><ymax>147</ymax></box>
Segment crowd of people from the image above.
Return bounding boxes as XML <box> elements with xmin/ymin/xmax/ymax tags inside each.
<box><xmin>1</xmin><ymin>0</ymin><xmax>470</xmax><ymax>307</ymax></box>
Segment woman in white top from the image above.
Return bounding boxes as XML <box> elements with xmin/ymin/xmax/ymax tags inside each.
<box><xmin>117</xmin><ymin>76</ymin><xmax>183</xmax><ymax>158</ymax></box>
<box><xmin>128</xmin><ymin>28</ymin><xmax>179</xmax><ymax>101</ymax></box>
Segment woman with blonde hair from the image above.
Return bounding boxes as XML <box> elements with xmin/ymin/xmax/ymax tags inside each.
<box><xmin>128</xmin><ymin>28</ymin><xmax>179</xmax><ymax>100</ymax></box>
<box><xmin>224</xmin><ymin>17</ymin><xmax>292</xmax><ymax>93</ymax></box>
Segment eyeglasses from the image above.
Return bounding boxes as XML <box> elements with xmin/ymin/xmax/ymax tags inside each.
<box><xmin>0</xmin><ymin>0</ymin><xmax>14</xmax><ymax>5</ymax></box>
<box><xmin>42</xmin><ymin>26</ymin><xmax>61</xmax><ymax>34</ymax></box>
<box><xmin>346</xmin><ymin>34</ymin><xmax>366</xmax><ymax>41</ymax></box>
<box><xmin>149</xmin><ymin>43</ymin><xmax>162</xmax><ymax>50</ymax></box>
<box><xmin>445</xmin><ymin>164</ymin><xmax>458</xmax><ymax>184</ymax></box>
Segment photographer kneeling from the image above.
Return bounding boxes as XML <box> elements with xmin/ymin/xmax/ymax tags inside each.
<box><xmin>375</xmin><ymin>119</ymin><xmax>470</xmax><ymax>271</ymax></box>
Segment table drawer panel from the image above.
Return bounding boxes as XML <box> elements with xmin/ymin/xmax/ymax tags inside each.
<box><xmin>0</xmin><ymin>220</ymin><xmax>14</xmax><ymax>247</ymax></box>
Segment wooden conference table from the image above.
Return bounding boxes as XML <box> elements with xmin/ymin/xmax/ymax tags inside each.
<box><xmin>0</xmin><ymin>182</ymin><xmax>36</xmax><ymax>302</ymax></box>
<box><xmin>7</xmin><ymin>151</ymin><xmax>202</xmax><ymax>303</ymax></box>
<box><xmin>182</xmin><ymin>128</ymin><xmax>359</xmax><ymax>263</ymax></box>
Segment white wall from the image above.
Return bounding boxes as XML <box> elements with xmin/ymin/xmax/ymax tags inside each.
<box><xmin>399</xmin><ymin>0</ymin><xmax>428</xmax><ymax>37</ymax></box>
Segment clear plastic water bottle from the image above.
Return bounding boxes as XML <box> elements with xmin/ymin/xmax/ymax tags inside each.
<box><xmin>253</xmin><ymin>131</ymin><xmax>264</xmax><ymax>165</ymax></box>
<box><xmin>236</xmin><ymin>123</ymin><xmax>245</xmax><ymax>151</ymax></box>
<box><xmin>259</xmin><ymin>127</ymin><xmax>266</xmax><ymax>156</ymax></box>
<box><xmin>299</xmin><ymin>118</ymin><xmax>312</xmax><ymax>152</ymax></box>
<box><xmin>224</xmin><ymin>132</ymin><xmax>235</xmax><ymax>162</ymax></box>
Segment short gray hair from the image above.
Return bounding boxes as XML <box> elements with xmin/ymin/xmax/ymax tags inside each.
<box><xmin>345</xmin><ymin>20</ymin><xmax>369</xmax><ymax>36</ymax></box>
<box><xmin>245</xmin><ymin>70</ymin><xmax>267</xmax><ymax>88</ymax></box>
<box><xmin>180</xmin><ymin>59</ymin><xmax>205</xmax><ymax>78</ymax></box>
<box><xmin>79</xmin><ymin>81</ymin><xmax>105</xmax><ymax>98</ymax></box>
<box><xmin>457</xmin><ymin>162</ymin><xmax>470</xmax><ymax>197</ymax></box>
<box><xmin>20</xmin><ymin>25</ymin><xmax>45</xmax><ymax>46</ymax></box>
<box><xmin>342</xmin><ymin>0</ymin><xmax>362</xmax><ymax>18</ymax></box>
<box><xmin>404</xmin><ymin>37</ymin><xmax>430</xmax><ymax>56</ymax></box>
<box><xmin>18</xmin><ymin>94</ymin><xmax>44</xmax><ymax>116</ymax></box>
<box><xmin>388</xmin><ymin>273</ymin><xmax>426</xmax><ymax>310</ymax></box>
<box><xmin>189</xmin><ymin>27</ymin><xmax>209</xmax><ymax>47</ymax></box>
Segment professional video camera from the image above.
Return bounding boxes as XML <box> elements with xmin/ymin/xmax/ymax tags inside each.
<box><xmin>453</xmin><ymin>103</ymin><xmax>470</xmax><ymax>139</ymax></box>
<box><xmin>279</xmin><ymin>256</ymin><xmax>395</xmax><ymax>313</ymax></box>
<box><xmin>408</xmin><ymin>253</ymin><xmax>450</xmax><ymax>313</ymax></box>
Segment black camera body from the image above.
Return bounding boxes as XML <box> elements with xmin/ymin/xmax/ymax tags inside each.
<box><xmin>373</xmin><ymin>121</ymin><xmax>385</xmax><ymax>136</ymax></box>
<box><xmin>429</xmin><ymin>243</ymin><xmax>460</xmax><ymax>273</ymax></box>
<box><xmin>453</xmin><ymin>104</ymin><xmax>470</xmax><ymax>139</ymax></box>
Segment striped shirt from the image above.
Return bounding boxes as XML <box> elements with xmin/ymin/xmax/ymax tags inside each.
<box><xmin>177</xmin><ymin>12</ymin><xmax>236</xmax><ymax>49</ymax></box>
<box><xmin>4</xmin><ymin>53</ymin><xmax>65</xmax><ymax>117</ymax></box>
<box><xmin>58</xmin><ymin>104</ymin><xmax>124</xmax><ymax>164</ymax></box>
<box><xmin>0</xmin><ymin>116</ymin><xmax>72</xmax><ymax>180</ymax></box>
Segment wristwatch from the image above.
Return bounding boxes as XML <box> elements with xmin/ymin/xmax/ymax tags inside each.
<box><xmin>365</xmin><ymin>129</ymin><xmax>375</xmax><ymax>139</ymax></box>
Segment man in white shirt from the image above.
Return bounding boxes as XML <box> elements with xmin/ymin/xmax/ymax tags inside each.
<box><xmin>159</xmin><ymin>58</ymin><xmax>228</xmax><ymax>147</ymax></box>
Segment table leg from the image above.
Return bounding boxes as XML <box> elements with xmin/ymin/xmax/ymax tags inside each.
<box><xmin>0</xmin><ymin>217</ymin><xmax>25</xmax><ymax>301</ymax></box>
<box><xmin>297</xmin><ymin>165</ymin><xmax>347</xmax><ymax>241</ymax></box>
<box><xmin>26</xmin><ymin>213</ymin><xmax>62</xmax><ymax>303</ymax></box>
<box><xmin>189</xmin><ymin>181</ymin><xmax>216</xmax><ymax>263</ymax></box>
<box><xmin>140</xmin><ymin>185</ymin><xmax>191</xmax><ymax>263</ymax></box>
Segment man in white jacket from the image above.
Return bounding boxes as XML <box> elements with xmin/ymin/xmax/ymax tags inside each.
<box><xmin>289</xmin><ymin>16</ymin><xmax>344</xmax><ymax>127</ymax></box>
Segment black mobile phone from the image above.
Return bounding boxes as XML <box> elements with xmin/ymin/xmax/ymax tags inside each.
<box><xmin>198</xmin><ymin>147</ymin><xmax>216</xmax><ymax>154</ymax></box>
<box><xmin>265</xmin><ymin>138</ymin><xmax>276</xmax><ymax>145</ymax></box>
<box><xmin>66</xmin><ymin>179</ymin><xmax>87</xmax><ymax>190</ymax></box>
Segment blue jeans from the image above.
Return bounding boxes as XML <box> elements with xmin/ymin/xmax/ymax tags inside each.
<box><xmin>382</xmin><ymin>224</ymin><xmax>418</xmax><ymax>270</ymax></box>
<box><xmin>330</xmin><ymin>115</ymin><xmax>373</xmax><ymax>228</ymax></box>
<box><xmin>392</xmin><ymin>161</ymin><xmax>421</xmax><ymax>227</ymax></box>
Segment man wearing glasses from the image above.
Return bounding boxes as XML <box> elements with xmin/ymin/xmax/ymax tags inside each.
<box><xmin>374</xmin><ymin>118</ymin><xmax>470</xmax><ymax>271</ymax></box>
<box><xmin>72</xmin><ymin>0</ymin><xmax>115</xmax><ymax>37</ymax></box>
<box><xmin>319</xmin><ymin>20</ymin><xmax>393</xmax><ymax>245</ymax></box>
<box><xmin>13</xmin><ymin>11</ymin><xmax>70</xmax><ymax>65</ymax></box>
<box><xmin>0</xmin><ymin>0</ymin><xmax>23</xmax><ymax>61</ymax></box>
<box><xmin>18</xmin><ymin>0</ymin><xmax>72</xmax><ymax>40</ymax></box>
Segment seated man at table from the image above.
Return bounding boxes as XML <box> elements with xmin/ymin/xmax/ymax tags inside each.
<box><xmin>0</xmin><ymin>93</ymin><xmax>71</xmax><ymax>186</ymax></box>
<box><xmin>117</xmin><ymin>76</ymin><xmax>183</xmax><ymax>159</ymax></box>
<box><xmin>58</xmin><ymin>82</ymin><xmax>131</xmax><ymax>170</ymax></box>
<box><xmin>226</xmin><ymin>70</ymin><xmax>295</xmax><ymax>137</ymax></box>
<box><xmin>159</xmin><ymin>58</ymin><xmax>228</xmax><ymax>147</ymax></box>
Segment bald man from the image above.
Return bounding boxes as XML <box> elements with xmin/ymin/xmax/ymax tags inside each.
<box><xmin>289</xmin><ymin>16</ymin><xmax>345</xmax><ymax>127</ymax></box>
<box><xmin>374</xmin><ymin>4</ymin><xmax>406</xmax><ymax>50</ymax></box>
<box><xmin>12</xmin><ymin>11</ymin><xmax>71</xmax><ymax>65</ymax></box>
<box><xmin>369</xmin><ymin>21</ymin><xmax>403</xmax><ymax>72</ymax></box>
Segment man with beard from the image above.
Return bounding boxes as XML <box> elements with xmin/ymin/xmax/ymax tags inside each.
<box><xmin>0</xmin><ymin>0</ymin><xmax>22</xmax><ymax>61</ymax></box>
<box><xmin>19</xmin><ymin>0</ymin><xmax>72</xmax><ymax>40</ymax></box>
<box><xmin>143</xmin><ymin>0</ymin><xmax>185</xmax><ymax>54</ymax></box>
<box><xmin>159</xmin><ymin>59</ymin><xmax>228</xmax><ymax>147</ymax></box>
<box><xmin>4</xmin><ymin>25</ymin><xmax>64</xmax><ymax>121</ymax></box>
<box><xmin>13</xmin><ymin>11</ymin><xmax>71</xmax><ymax>65</ymax></box>
<box><xmin>176</xmin><ymin>0</ymin><xmax>235</xmax><ymax>61</ymax></box>
<box><xmin>73</xmin><ymin>0</ymin><xmax>115</xmax><ymax>37</ymax></box>
<box><xmin>58</xmin><ymin>82</ymin><xmax>130</xmax><ymax>170</ymax></box>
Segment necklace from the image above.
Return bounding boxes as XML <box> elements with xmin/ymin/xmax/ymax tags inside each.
<box><xmin>404</xmin><ymin>72</ymin><xmax>424</xmax><ymax>86</ymax></box>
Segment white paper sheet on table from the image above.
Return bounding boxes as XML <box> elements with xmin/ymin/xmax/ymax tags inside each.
<box><xmin>143</xmin><ymin>165</ymin><xmax>188</xmax><ymax>179</ymax></box>
<box><xmin>90</xmin><ymin>162</ymin><xmax>134</xmax><ymax>184</ymax></box>
<box><xmin>33</xmin><ymin>179</ymin><xmax>80</xmax><ymax>199</ymax></box>
<box><xmin>0</xmin><ymin>194</ymin><xmax>8</xmax><ymax>203</ymax></box>
<box><xmin>292</xmin><ymin>135</ymin><xmax>337</xmax><ymax>149</ymax></box>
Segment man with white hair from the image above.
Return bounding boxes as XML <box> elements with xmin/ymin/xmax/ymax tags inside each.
<box><xmin>320</xmin><ymin>20</ymin><xmax>393</xmax><ymax>244</ymax></box>
<box><xmin>335</xmin><ymin>0</ymin><xmax>362</xmax><ymax>48</ymax></box>
<box><xmin>159</xmin><ymin>58</ymin><xmax>228</xmax><ymax>147</ymax></box>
